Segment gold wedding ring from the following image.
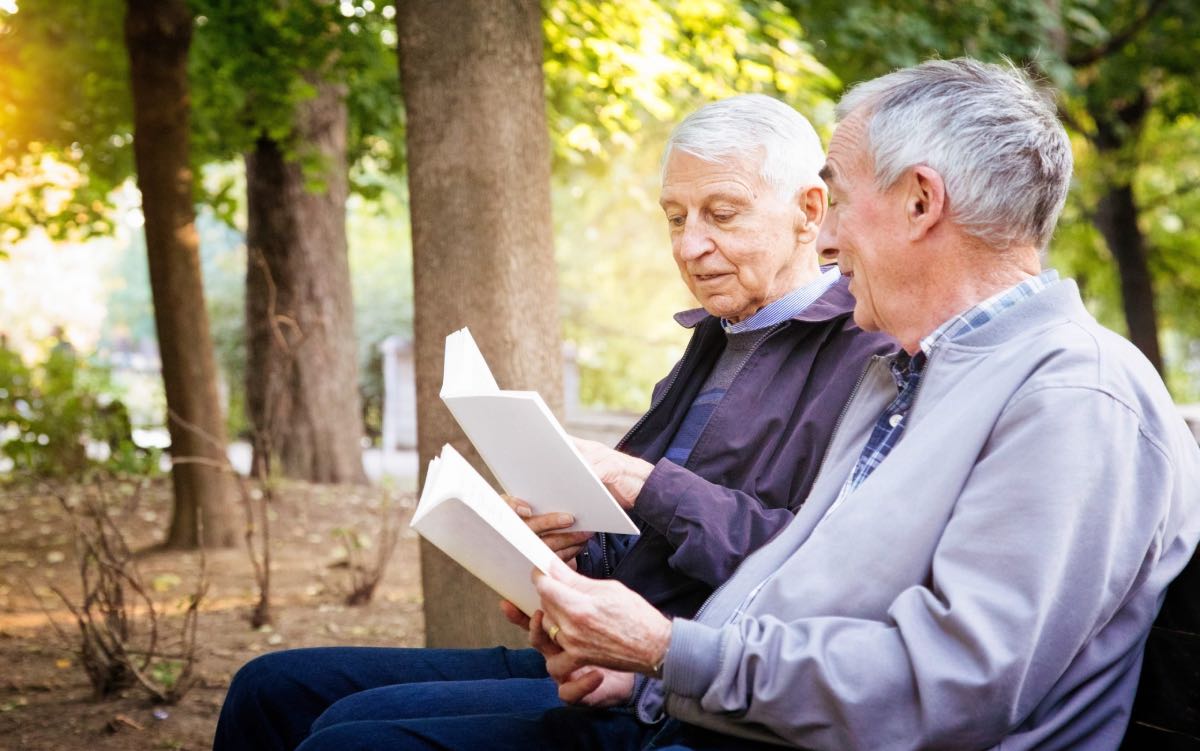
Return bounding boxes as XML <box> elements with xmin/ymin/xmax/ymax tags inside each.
<box><xmin>547</xmin><ymin>624</ymin><xmax>561</xmax><ymax>642</ymax></box>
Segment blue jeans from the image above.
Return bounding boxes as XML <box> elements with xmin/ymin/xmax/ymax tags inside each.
<box><xmin>212</xmin><ymin>646</ymin><xmax>558</xmax><ymax>751</ymax></box>
<box><xmin>214</xmin><ymin>646</ymin><xmax>783</xmax><ymax>751</ymax></box>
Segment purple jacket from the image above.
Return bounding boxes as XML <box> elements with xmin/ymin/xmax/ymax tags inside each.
<box><xmin>578</xmin><ymin>276</ymin><xmax>895</xmax><ymax>618</ymax></box>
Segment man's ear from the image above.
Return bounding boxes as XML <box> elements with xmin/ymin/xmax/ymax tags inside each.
<box><xmin>796</xmin><ymin>185</ymin><xmax>826</xmax><ymax>244</ymax></box>
<box><xmin>905</xmin><ymin>166</ymin><xmax>945</xmax><ymax>241</ymax></box>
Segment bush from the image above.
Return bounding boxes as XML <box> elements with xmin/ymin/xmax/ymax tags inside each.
<box><xmin>0</xmin><ymin>340</ymin><xmax>160</xmax><ymax>477</ymax></box>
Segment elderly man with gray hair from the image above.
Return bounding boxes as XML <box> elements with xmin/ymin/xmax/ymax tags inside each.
<box><xmin>476</xmin><ymin>58</ymin><xmax>1198</xmax><ymax>751</ymax></box>
<box><xmin>214</xmin><ymin>94</ymin><xmax>894</xmax><ymax>751</ymax></box>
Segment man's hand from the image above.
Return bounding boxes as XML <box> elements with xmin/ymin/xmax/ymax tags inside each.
<box><xmin>529</xmin><ymin>559</ymin><xmax>672</xmax><ymax>682</ymax></box>
<box><xmin>504</xmin><ymin>495</ymin><xmax>592</xmax><ymax>568</ymax></box>
<box><xmin>499</xmin><ymin>599</ymin><xmax>530</xmax><ymax>629</ymax></box>
<box><xmin>557</xmin><ymin>666</ymin><xmax>636</xmax><ymax>707</ymax></box>
<box><xmin>572</xmin><ymin>437</ymin><xmax>655</xmax><ymax>510</ymax></box>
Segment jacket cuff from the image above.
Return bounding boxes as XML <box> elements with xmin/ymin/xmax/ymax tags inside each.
<box><xmin>634</xmin><ymin>459</ymin><xmax>695</xmax><ymax>535</ymax></box>
<box><xmin>662</xmin><ymin>618</ymin><xmax>723</xmax><ymax>699</ymax></box>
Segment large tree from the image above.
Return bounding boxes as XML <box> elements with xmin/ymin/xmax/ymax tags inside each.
<box><xmin>124</xmin><ymin>0</ymin><xmax>236</xmax><ymax>548</ymax></box>
<box><xmin>241</xmin><ymin>81</ymin><xmax>366</xmax><ymax>484</ymax></box>
<box><xmin>0</xmin><ymin>0</ymin><xmax>237</xmax><ymax>547</ymax></box>
<box><xmin>190</xmin><ymin>1</ymin><xmax>400</xmax><ymax>484</ymax></box>
<box><xmin>397</xmin><ymin>0</ymin><xmax>563</xmax><ymax>649</ymax></box>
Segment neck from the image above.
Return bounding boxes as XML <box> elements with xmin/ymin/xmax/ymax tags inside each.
<box><xmin>896</xmin><ymin>242</ymin><xmax>1041</xmax><ymax>354</ymax></box>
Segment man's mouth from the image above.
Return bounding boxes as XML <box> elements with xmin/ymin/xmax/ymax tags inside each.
<box><xmin>693</xmin><ymin>272</ymin><xmax>729</xmax><ymax>283</ymax></box>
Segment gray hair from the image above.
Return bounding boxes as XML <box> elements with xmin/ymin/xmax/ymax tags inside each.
<box><xmin>663</xmin><ymin>94</ymin><xmax>825</xmax><ymax>197</ymax></box>
<box><xmin>836</xmin><ymin>58</ymin><xmax>1072</xmax><ymax>251</ymax></box>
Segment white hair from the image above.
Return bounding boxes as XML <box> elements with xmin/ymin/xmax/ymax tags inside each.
<box><xmin>837</xmin><ymin>58</ymin><xmax>1073</xmax><ymax>251</ymax></box>
<box><xmin>663</xmin><ymin>94</ymin><xmax>825</xmax><ymax>197</ymax></box>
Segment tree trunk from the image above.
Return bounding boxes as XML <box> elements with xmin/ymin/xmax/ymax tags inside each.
<box><xmin>397</xmin><ymin>0</ymin><xmax>563</xmax><ymax>649</ymax></box>
<box><xmin>125</xmin><ymin>0</ymin><xmax>236</xmax><ymax>548</ymax></box>
<box><xmin>244</xmin><ymin>83</ymin><xmax>367</xmax><ymax>485</ymax></box>
<box><xmin>1088</xmin><ymin>93</ymin><xmax>1163</xmax><ymax>376</ymax></box>
<box><xmin>1093</xmin><ymin>181</ymin><xmax>1164</xmax><ymax>374</ymax></box>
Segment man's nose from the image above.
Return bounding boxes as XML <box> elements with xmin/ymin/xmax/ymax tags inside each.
<box><xmin>816</xmin><ymin>220</ymin><xmax>839</xmax><ymax>265</ymax></box>
<box><xmin>678</xmin><ymin>219</ymin><xmax>714</xmax><ymax>261</ymax></box>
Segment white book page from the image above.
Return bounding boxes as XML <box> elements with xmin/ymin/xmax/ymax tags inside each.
<box><xmin>441</xmin><ymin>328</ymin><xmax>499</xmax><ymax>396</ymax></box>
<box><xmin>440</xmin><ymin>328</ymin><xmax>638</xmax><ymax>535</ymax></box>
<box><xmin>444</xmin><ymin>393</ymin><xmax>638</xmax><ymax>534</ymax></box>
<box><xmin>411</xmin><ymin>445</ymin><xmax>558</xmax><ymax>616</ymax></box>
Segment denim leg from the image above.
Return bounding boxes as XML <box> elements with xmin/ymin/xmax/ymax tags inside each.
<box><xmin>297</xmin><ymin>707</ymin><xmax>650</xmax><ymax>751</ymax></box>
<box><xmin>212</xmin><ymin>646</ymin><xmax>546</xmax><ymax>751</ymax></box>
<box><xmin>310</xmin><ymin>677</ymin><xmax>563</xmax><ymax>732</ymax></box>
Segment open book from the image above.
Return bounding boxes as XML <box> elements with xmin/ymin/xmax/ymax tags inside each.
<box><xmin>438</xmin><ymin>327</ymin><xmax>638</xmax><ymax>535</ymax></box>
<box><xmin>411</xmin><ymin>444</ymin><xmax>559</xmax><ymax>616</ymax></box>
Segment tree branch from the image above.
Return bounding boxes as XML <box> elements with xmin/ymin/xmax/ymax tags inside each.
<box><xmin>1066</xmin><ymin>0</ymin><xmax>1169</xmax><ymax>68</ymax></box>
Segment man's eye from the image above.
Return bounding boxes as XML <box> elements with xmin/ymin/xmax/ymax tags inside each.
<box><xmin>712</xmin><ymin>213</ymin><xmax>734</xmax><ymax>223</ymax></box>
<box><xmin>667</xmin><ymin>215</ymin><xmax>685</xmax><ymax>227</ymax></box>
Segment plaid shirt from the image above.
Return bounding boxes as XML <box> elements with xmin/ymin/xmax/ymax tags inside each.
<box><xmin>831</xmin><ymin>271</ymin><xmax>1059</xmax><ymax>508</ymax></box>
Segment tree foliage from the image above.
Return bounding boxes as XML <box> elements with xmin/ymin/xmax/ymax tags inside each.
<box><xmin>0</xmin><ymin>0</ymin><xmax>130</xmax><ymax>247</ymax></box>
<box><xmin>789</xmin><ymin>0</ymin><xmax>1200</xmax><ymax>391</ymax></box>
<box><xmin>546</xmin><ymin>0</ymin><xmax>843</xmax><ymax>408</ymax></box>
<box><xmin>544</xmin><ymin>0</ymin><xmax>838</xmax><ymax>167</ymax></box>
<box><xmin>189</xmin><ymin>0</ymin><xmax>401</xmax><ymax>215</ymax></box>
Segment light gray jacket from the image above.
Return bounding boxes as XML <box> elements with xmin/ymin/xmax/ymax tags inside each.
<box><xmin>645</xmin><ymin>280</ymin><xmax>1200</xmax><ymax>750</ymax></box>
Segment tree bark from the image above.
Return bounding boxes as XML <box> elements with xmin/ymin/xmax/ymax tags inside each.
<box><xmin>1093</xmin><ymin>181</ymin><xmax>1164</xmax><ymax>374</ymax></box>
<box><xmin>397</xmin><ymin>0</ymin><xmax>563</xmax><ymax>649</ymax></box>
<box><xmin>1088</xmin><ymin>94</ymin><xmax>1164</xmax><ymax>375</ymax></box>
<box><xmin>124</xmin><ymin>0</ymin><xmax>236</xmax><ymax>548</ymax></box>
<box><xmin>244</xmin><ymin>83</ymin><xmax>367</xmax><ymax>485</ymax></box>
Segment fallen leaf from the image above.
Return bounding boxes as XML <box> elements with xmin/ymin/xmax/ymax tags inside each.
<box><xmin>106</xmin><ymin>713</ymin><xmax>145</xmax><ymax>732</ymax></box>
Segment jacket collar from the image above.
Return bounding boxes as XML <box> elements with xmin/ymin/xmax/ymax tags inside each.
<box><xmin>673</xmin><ymin>272</ymin><xmax>856</xmax><ymax>330</ymax></box>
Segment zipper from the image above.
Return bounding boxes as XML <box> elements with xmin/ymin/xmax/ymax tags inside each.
<box><xmin>599</xmin><ymin>322</ymin><xmax>709</xmax><ymax>577</ymax></box>
<box><xmin>600</xmin><ymin>531</ymin><xmax>611</xmax><ymax>577</ymax></box>
<box><xmin>690</xmin><ymin>351</ymin><xmax>880</xmax><ymax>626</ymax></box>
<box><xmin>735</xmin><ymin>349</ymin><xmax>941</xmax><ymax>614</ymax></box>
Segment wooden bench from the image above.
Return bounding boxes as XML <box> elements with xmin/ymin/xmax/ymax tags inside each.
<box><xmin>1121</xmin><ymin>546</ymin><xmax>1200</xmax><ymax>748</ymax></box>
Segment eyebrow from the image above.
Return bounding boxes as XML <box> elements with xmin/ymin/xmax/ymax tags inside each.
<box><xmin>819</xmin><ymin>164</ymin><xmax>835</xmax><ymax>184</ymax></box>
<box><xmin>659</xmin><ymin>190</ymin><xmax>753</xmax><ymax>209</ymax></box>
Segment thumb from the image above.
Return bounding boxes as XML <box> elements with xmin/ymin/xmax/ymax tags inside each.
<box><xmin>547</xmin><ymin>555</ymin><xmax>581</xmax><ymax>583</ymax></box>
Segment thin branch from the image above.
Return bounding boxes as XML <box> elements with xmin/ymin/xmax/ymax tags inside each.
<box><xmin>1066</xmin><ymin>0</ymin><xmax>1169</xmax><ymax>68</ymax></box>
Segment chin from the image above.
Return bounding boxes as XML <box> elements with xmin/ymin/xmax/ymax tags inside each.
<box><xmin>853</xmin><ymin>311</ymin><xmax>879</xmax><ymax>332</ymax></box>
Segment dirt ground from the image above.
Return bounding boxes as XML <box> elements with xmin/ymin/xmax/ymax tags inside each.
<box><xmin>0</xmin><ymin>476</ymin><xmax>427</xmax><ymax>751</ymax></box>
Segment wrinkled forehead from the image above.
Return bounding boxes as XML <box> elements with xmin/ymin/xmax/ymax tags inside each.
<box><xmin>659</xmin><ymin>149</ymin><xmax>767</xmax><ymax>203</ymax></box>
<box><xmin>821</xmin><ymin>112</ymin><xmax>872</xmax><ymax>189</ymax></box>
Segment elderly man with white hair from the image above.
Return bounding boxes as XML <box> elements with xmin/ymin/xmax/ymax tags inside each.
<box><xmin>495</xmin><ymin>58</ymin><xmax>1197</xmax><ymax>751</ymax></box>
<box><xmin>214</xmin><ymin>94</ymin><xmax>894</xmax><ymax>751</ymax></box>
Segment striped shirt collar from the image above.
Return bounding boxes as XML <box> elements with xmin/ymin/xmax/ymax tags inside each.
<box><xmin>917</xmin><ymin>270</ymin><xmax>1060</xmax><ymax>355</ymax></box>
<box><xmin>722</xmin><ymin>265</ymin><xmax>841</xmax><ymax>334</ymax></box>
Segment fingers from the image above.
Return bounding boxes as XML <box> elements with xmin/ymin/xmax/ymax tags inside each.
<box><xmin>533</xmin><ymin>567</ymin><xmax>595</xmax><ymax>638</ymax></box>
<box><xmin>525</xmin><ymin>512</ymin><xmax>578</xmax><ymax>535</ymax></box>
<box><xmin>528</xmin><ymin>610</ymin><xmax>562</xmax><ymax>657</ymax></box>
<box><xmin>558</xmin><ymin>668</ymin><xmax>605</xmax><ymax>705</ymax></box>
<box><xmin>499</xmin><ymin>599</ymin><xmax>530</xmax><ymax>629</ymax></box>
<box><xmin>502</xmin><ymin>494</ymin><xmax>533</xmax><ymax>518</ymax></box>
<box><xmin>545</xmin><ymin>555</ymin><xmax>584</xmax><ymax>582</ymax></box>
<box><xmin>551</xmin><ymin>543</ymin><xmax>586</xmax><ymax>564</ymax></box>
<box><xmin>539</xmin><ymin>530</ymin><xmax>592</xmax><ymax>555</ymax></box>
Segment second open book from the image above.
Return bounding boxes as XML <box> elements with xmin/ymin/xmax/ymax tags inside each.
<box><xmin>411</xmin><ymin>328</ymin><xmax>638</xmax><ymax>615</ymax></box>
